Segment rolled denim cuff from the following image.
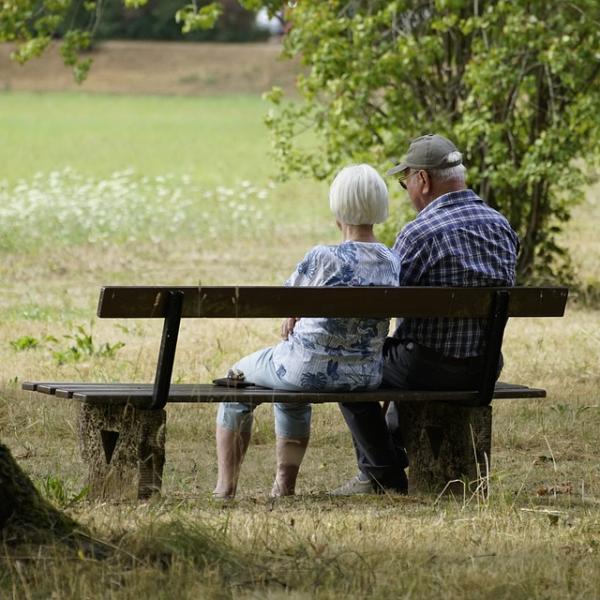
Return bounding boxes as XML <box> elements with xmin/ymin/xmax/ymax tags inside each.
<box><xmin>216</xmin><ymin>401</ymin><xmax>254</xmax><ymax>433</ymax></box>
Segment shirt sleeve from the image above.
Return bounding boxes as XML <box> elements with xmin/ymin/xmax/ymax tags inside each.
<box><xmin>285</xmin><ymin>246</ymin><xmax>322</xmax><ymax>287</ymax></box>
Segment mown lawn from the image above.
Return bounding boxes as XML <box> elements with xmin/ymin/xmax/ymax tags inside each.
<box><xmin>1</xmin><ymin>91</ymin><xmax>599</xmax><ymax>599</ymax></box>
<box><xmin>0</xmin><ymin>92</ymin><xmax>280</xmax><ymax>183</ymax></box>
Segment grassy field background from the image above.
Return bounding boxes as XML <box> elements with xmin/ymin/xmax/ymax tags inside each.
<box><xmin>1</xmin><ymin>43</ymin><xmax>600</xmax><ymax>599</ymax></box>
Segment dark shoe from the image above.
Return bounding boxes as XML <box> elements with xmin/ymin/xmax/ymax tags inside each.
<box><xmin>375</xmin><ymin>469</ymin><xmax>408</xmax><ymax>495</ymax></box>
<box><xmin>375</xmin><ymin>481</ymin><xmax>408</xmax><ymax>496</ymax></box>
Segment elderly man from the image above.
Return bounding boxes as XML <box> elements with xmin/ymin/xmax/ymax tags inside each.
<box><xmin>333</xmin><ymin>134</ymin><xmax>520</xmax><ymax>495</ymax></box>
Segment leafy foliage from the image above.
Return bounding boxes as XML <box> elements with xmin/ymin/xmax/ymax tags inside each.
<box><xmin>40</xmin><ymin>475</ymin><xmax>89</xmax><ymax>509</ymax></box>
<box><xmin>0</xmin><ymin>0</ymin><xmax>93</xmax><ymax>82</ymax></box>
<box><xmin>2</xmin><ymin>1</ymin><xmax>600</xmax><ymax>280</ymax></box>
<box><xmin>8</xmin><ymin>323</ymin><xmax>125</xmax><ymax>365</ymax></box>
<box><xmin>9</xmin><ymin>335</ymin><xmax>41</xmax><ymax>351</ymax></box>
<box><xmin>51</xmin><ymin>324</ymin><xmax>125</xmax><ymax>365</ymax></box>
<box><xmin>263</xmin><ymin>0</ymin><xmax>600</xmax><ymax>282</ymax></box>
<box><xmin>77</xmin><ymin>0</ymin><xmax>268</xmax><ymax>42</ymax></box>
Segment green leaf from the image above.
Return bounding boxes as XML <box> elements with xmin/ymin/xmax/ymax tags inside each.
<box><xmin>175</xmin><ymin>3</ymin><xmax>222</xmax><ymax>34</ymax></box>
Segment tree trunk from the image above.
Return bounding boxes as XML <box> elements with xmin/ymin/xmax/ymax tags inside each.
<box><xmin>0</xmin><ymin>442</ymin><xmax>85</xmax><ymax>544</ymax></box>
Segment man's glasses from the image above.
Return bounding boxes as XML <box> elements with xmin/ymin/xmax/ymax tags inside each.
<box><xmin>398</xmin><ymin>170</ymin><xmax>420</xmax><ymax>190</ymax></box>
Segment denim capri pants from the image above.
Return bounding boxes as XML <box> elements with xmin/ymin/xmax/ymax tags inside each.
<box><xmin>216</xmin><ymin>347</ymin><xmax>312</xmax><ymax>439</ymax></box>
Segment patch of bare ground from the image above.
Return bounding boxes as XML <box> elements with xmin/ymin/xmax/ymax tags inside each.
<box><xmin>0</xmin><ymin>40</ymin><xmax>298</xmax><ymax>96</ymax></box>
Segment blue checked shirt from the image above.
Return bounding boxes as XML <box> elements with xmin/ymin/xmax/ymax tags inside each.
<box><xmin>392</xmin><ymin>189</ymin><xmax>519</xmax><ymax>357</ymax></box>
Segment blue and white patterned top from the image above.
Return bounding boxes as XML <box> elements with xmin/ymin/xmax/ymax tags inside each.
<box><xmin>392</xmin><ymin>189</ymin><xmax>519</xmax><ymax>357</ymax></box>
<box><xmin>271</xmin><ymin>241</ymin><xmax>401</xmax><ymax>391</ymax></box>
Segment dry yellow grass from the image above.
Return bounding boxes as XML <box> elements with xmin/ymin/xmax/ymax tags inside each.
<box><xmin>2</xmin><ymin>192</ymin><xmax>600</xmax><ymax>597</ymax></box>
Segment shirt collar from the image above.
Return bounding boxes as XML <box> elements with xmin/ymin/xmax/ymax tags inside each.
<box><xmin>418</xmin><ymin>189</ymin><xmax>482</xmax><ymax>217</ymax></box>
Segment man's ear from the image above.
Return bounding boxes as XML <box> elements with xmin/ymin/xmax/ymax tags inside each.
<box><xmin>421</xmin><ymin>171</ymin><xmax>432</xmax><ymax>195</ymax></box>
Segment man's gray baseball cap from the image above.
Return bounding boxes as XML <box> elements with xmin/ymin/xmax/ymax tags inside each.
<box><xmin>387</xmin><ymin>134</ymin><xmax>462</xmax><ymax>177</ymax></box>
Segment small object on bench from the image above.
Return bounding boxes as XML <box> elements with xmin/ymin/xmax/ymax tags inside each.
<box><xmin>212</xmin><ymin>368</ymin><xmax>256</xmax><ymax>388</ymax></box>
<box><xmin>22</xmin><ymin>285</ymin><xmax>568</xmax><ymax>500</ymax></box>
<box><xmin>212</xmin><ymin>378</ymin><xmax>256</xmax><ymax>389</ymax></box>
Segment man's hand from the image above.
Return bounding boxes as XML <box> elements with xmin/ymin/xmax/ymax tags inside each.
<box><xmin>281</xmin><ymin>317</ymin><xmax>299</xmax><ymax>340</ymax></box>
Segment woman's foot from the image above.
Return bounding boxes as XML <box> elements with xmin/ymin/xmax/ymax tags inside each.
<box><xmin>271</xmin><ymin>464</ymin><xmax>300</xmax><ymax>497</ymax></box>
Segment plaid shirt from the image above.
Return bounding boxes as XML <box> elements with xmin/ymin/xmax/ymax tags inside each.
<box><xmin>392</xmin><ymin>189</ymin><xmax>519</xmax><ymax>357</ymax></box>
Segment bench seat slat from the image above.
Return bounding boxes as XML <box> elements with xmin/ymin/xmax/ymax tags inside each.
<box><xmin>25</xmin><ymin>382</ymin><xmax>205</xmax><ymax>396</ymax></box>
<box><xmin>23</xmin><ymin>381</ymin><xmax>546</xmax><ymax>409</ymax></box>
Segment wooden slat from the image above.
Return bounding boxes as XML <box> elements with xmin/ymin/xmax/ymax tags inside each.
<box><xmin>54</xmin><ymin>385</ymin><xmax>152</xmax><ymax>398</ymax></box>
<box><xmin>69</xmin><ymin>388</ymin><xmax>482</xmax><ymax>407</ymax></box>
<box><xmin>21</xmin><ymin>382</ymin><xmax>91</xmax><ymax>394</ymax></box>
<box><xmin>22</xmin><ymin>382</ymin><xmax>201</xmax><ymax>397</ymax></box>
<box><xmin>34</xmin><ymin>383</ymin><xmax>156</xmax><ymax>395</ymax></box>
<box><xmin>97</xmin><ymin>286</ymin><xmax>568</xmax><ymax>319</ymax></box>
<box><xmin>41</xmin><ymin>382</ymin><xmax>544</xmax><ymax>408</ymax></box>
<box><xmin>52</xmin><ymin>384</ymin><xmax>211</xmax><ymax>399</ymax></box>
<box><xmin>21</xmin><ymin>381</ymin><xmax>41</xmax><ymax>391</ymax></box>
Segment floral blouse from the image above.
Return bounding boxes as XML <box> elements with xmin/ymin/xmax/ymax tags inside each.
<box><xmin>271</xmin><ymin>241</ymin><xmax>401</xmax><ymax>391</ymax></box>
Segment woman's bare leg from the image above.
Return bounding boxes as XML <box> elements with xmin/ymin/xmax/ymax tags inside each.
<box><xmin>271</xmin><ymin>436</ymin><xmax>309</xmax><ymax>497</ymax></box>
<box><xmin>214</xmin><ymin>425</ymin><xmax>251</xmax><ymax>499</ymax></box>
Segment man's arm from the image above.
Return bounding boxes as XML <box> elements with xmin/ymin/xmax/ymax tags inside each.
<box><xmin>393</xmin><ymin>230</ymin><xmax>434</xmax><ymax>286</ymax></box>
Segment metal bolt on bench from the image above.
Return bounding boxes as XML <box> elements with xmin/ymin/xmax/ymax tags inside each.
<box><xmin>23</xmin><ymin>285</ymin><xmax>568</xmax><ymax>500</ymax></box>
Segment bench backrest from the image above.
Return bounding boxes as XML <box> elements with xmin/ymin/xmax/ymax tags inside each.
<box><xmin>98</xmin><ymin>286</ymin><xmax>568</xmax><ymax>319</ymax></box>
<box><xmin>96</xmin><ymin>286</ymin><xmax>568</xmax><ymax>410</ymax></box>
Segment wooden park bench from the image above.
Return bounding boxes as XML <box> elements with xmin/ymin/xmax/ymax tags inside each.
<box><xmin>22</xmin><ymin>285</ymin><xmax>568</xmax><ymax>500</ymax></box>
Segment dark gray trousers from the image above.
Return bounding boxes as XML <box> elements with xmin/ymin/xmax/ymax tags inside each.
<box><xmin>339</xmin><ymin>339</ymin><xmax>499</xmax><ymax>487</ymax></box>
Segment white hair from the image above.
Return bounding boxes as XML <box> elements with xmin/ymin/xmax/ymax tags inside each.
<box><xmin>329</xmin><ymin>164</ymin><xmax>388</xmax><ymax>225</ymax></box>
<box><xmin>430</xmin><ymin>163</ymin><xmax>467</xmax><ymax>183</ymax></box>
<box><xmin>446</xmin><ymin>151</ymin><xmax>462</xmax><ymax>164</ymax></box>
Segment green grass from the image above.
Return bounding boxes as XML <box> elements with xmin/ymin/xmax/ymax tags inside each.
<box><xmin>1</xmin><ymin>91</ymin><xmax>600</xmax><ymax>599</ymax></box>
<box><xmin>0</xmin><ymin>92</ymin><xmax>279</xmax><ymax>184</ymax></box>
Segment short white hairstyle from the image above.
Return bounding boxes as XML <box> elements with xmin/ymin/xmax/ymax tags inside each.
<box><xmin>430</xmin><ymin>151</ymin><xmax>467</xmax><ymax>182</ymax></box>
<box><xmin>329</xmin><ymin>164</ymin><xmax>388</xmax><ymax>225</ymax></box>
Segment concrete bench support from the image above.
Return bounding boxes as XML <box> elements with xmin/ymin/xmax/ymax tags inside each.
<box><xmin>396</xmin><ymin>402</ymin><xmax>492</xmax><ymax>495</ymax></box>
<box><xmin>78</xmin><ymin>403</ymin><xmax>166</xmax><ymax>501</ymax></box>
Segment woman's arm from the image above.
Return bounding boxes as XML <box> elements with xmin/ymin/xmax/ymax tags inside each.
<box><xmin>280</xmin><ymin>246</ymin><xmax>322</xmax><ymax>340</ymax></box>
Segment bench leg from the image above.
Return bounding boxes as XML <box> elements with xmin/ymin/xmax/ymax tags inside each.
<box><xmin>395</xmin><ymin>402</ymin><xmax>492</xmax><ymax>496</ymax></box>
<box><xmin>78</xmin><ymin>403</ymin><xmax>166</xmax><ymax>501</ymax></box>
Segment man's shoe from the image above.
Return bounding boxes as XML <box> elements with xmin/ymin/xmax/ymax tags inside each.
<box><xmin>330</xmin><ymin>471</ymin><xmax>408</xmax><ymax>496</ymax></box>
<box><xmin>329</xmin><ymin>476</ymin><xmax>374</xmax><ymax>496</ymax></box>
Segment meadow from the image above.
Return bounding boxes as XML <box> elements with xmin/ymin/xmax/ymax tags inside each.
<box><xmin>1</xmin><ymin>89</ymin><xmax>599</xmax><ymax>599</ymax></box>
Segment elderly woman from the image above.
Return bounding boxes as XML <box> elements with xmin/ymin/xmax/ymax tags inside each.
<box><xmin>214</xmin><ymin>164</ymin><xmax>400</xmax><ymax>499</ymax></box>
